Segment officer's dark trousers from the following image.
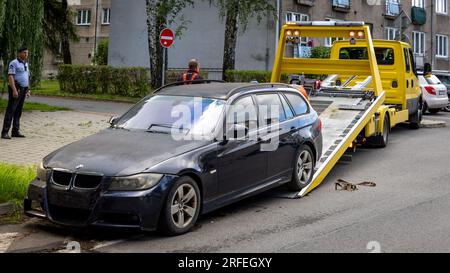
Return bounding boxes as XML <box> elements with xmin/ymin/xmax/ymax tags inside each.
<box><xmin>2</xmin><ymin>84</ymin><xmax>27</xmax><ymax>135</ymax></box>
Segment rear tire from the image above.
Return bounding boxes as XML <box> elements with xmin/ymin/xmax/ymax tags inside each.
<box><xmin>159</xmin><ymin>176</ymin><xmax>201</xmax><ymax>236</ymax></box>
<box><xmin>287</xmin><ymin>145</ymin><xmax>315</xmax><ymax>191</ymax></box>
<box><xmin>409</xmin><ymin>99</ymin><xmax>423</xmax><ymax>130</ymax></box>
<box><xmin>445</xmin><ymin>96</ymin><xmax>450</xmax><ymax>112</ymax></box>
<box><xmin>369</xmin><ymin>115</ymin><xmax>390</xmax><ymax>148</ymax></box>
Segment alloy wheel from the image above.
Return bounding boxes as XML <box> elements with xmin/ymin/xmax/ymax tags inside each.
<box><xmin>297</xmin><ymin>150</ymin><xmax>313</xmax><ymax>185</ymax></box>
<box><xmin>170</xmin><ymin>184</ymin><xmax>198</xmax><ymax>229</ymax></box>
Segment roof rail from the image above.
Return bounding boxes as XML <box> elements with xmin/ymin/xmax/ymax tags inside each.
<box><xmin>227</xmin><ymin>83</ymin><xmax>292</xmax><ymax>98</ymax></box>
<box><xmin>153</xmin><ymin>80</ymin><xmax>226</xmax><ymax>93</ymax></box>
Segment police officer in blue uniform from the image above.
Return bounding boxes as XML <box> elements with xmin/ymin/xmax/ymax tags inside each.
<box><xmin>1</xmin><ymin>47</ymin><xmax>31</xmax><ymax>139</ymax></box>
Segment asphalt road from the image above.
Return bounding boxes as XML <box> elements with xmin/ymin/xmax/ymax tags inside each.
<box><xmin>3</xmin><ymin>112</ymin><xmax>450</xmax><ymax>253</ymax></box>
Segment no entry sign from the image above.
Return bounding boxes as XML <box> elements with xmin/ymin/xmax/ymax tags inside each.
<box><xmin>160</xmin><ymin>28</ymin><xmax>175</xmax><ymax>48</ymax></box>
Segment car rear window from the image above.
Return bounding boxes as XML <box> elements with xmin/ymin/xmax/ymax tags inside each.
<box><xmin>279</xmin><ymin>93</ymin><xmax>294</xmax><ymax>120</ymax></box>
<box><xmin>284</xmin><ymin>93</ymin><xmax>308</xmax><ymax>116</ymax></box>
<box><xmin>422</xmin><ymin>75</ymin><xmax>442</xmax><ymax>85</ymax></box>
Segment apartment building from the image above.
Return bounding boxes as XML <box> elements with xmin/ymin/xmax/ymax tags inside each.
<box><xmin>43</xmin><ymin>0</ymin><xmax>111</xmax><ymax>77</ymax></box>
<box><xmin>283</xmin><ymin>0</ymin><xmax>450</xmax><ymax>72</ymax></box>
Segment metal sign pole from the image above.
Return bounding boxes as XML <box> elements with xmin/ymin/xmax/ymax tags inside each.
<box><xmin>162</xmin><ymin>47</ymin><xmax>166</xmax><ymax>86</ymax></box>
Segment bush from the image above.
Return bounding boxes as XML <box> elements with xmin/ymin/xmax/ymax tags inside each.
<box><xmin>165</xmin><ymin>70</ymin><xmax>209</xmax><ymax>84</ymax></box>
<box><xmin>310</xmin><ymin>46</ymin><xmax>331</xmax><ymax>59</ymax></box>
<box><xmin>225</xmin><ymin>70</ymin><xmax>289</xmax><ymax>83</ymax></box>
<box><xmin>0</xmin><ymin>163</ymin><xmax>35</xmax><ymax>205</ymax></box>
<box><xmin>93</xmin><ymin>40</ymin><xmax>109</xmax><ymax>65</ymax></box>
<box><xmin>58</xmin><ymin>65</ymin><xmax>150</xmax><ymax>97</ymax></box>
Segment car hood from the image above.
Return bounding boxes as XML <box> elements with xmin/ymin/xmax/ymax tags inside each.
<box><xmin>44</xmin><ymin>129</ymin><xmax>212</xmax><ymax>176</ymax></box>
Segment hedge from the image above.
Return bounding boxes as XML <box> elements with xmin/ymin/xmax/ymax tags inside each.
<box><xmin>225</xmin><ymin>70</ymin><xmax>289</xmax><ymax>83</ymax></box>
<box><xmin>165</xmin><ymin>70</ymin><xmax>209</xmax><ymax>84</ymax></box>
<box><xmin>58</xmin><ymin>65</ymin><xmax>150</xmax><ymax>97</ymax></box>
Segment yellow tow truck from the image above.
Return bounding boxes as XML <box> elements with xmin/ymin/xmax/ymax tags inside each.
<box><xmin>271</xmin><ymin>21</ymin><xmax>422</xmax><ymax>197</ymax></box>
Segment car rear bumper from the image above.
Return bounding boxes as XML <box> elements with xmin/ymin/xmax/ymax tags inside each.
<box><xmin>24</xmin><ymin>176</ymin><xmax>175</xmax><ymax>231</ymax></box>
<box><xmin>426</xmin><ymin>97</ymin><xmax>449</xmax><ymax>109</ymax></box>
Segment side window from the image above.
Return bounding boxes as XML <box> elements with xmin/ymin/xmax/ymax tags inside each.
<box><xmin>409</xmin><ymin>48</ymin><xmax>418</xmax><ymax>76</ymax></box>
<box><xmin>285</xmin><ymin>93</ymin><xmax>309</xmax><ymax>116</ymax></box>
<box><xmin>404</xmin><ymin>48</ymin><xmax>411</xmax><ymax>73</ymax></box>
<box><xmin>279</xmin><ymin>93</ymin><xmax>294</xmax><ymax>120</ymax></box>
<box><xmin>229</xmin><ymin>96</ymin><xmax>258</xmax><ymax>131</ymax></box>
<box><xmin>255</xmin><ymin>93</ymin><xmax>287</xmax><ymax>126</ymax></box>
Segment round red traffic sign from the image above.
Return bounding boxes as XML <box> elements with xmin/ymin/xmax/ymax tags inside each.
<box><xmin>160</xmin><ymin>28</ymin><xmax>175</xmax><ymax>48</ymax></box>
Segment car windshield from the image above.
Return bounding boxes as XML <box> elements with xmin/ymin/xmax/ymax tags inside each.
<box><xmin>115</xmin><ymin>95</ymin><xmax>225</xmax><ymax>136</ymax></box>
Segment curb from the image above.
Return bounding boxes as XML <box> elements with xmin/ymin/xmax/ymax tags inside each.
<box><xmin>0</xmin><ymin>203</ymin><xmax>14</xmax><ymax>216</ymax></box>
<box><xmin>421</xmin><ymin>119</ymin><xmax>447</xmax><ymax>129</ymax></box>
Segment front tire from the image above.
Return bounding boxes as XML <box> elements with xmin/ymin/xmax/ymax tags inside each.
<box><xmin>287</xmin><ymin>145</ymin><xmax>315</xmax><ymax>191</ymax></box>
<box><xmin>159</xmin><ymin>176</ymin><xmax>201</xmax><ymax>236</ymax></box>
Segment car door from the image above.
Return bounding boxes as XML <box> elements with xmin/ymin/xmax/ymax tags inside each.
<box><xmin>254</xmin><ymin>92</ymin><xmax>298</xmax><ymax>182</ymax></box>
<box><xmin>216</xmin><ymin>95</ymin><xmax>268</xmax><ymax>196</ymax></box>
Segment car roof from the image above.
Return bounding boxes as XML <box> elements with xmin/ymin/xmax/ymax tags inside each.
<box><xmin>155</xmin><ymin>82</ymin><xmax>294</xmax><ymax>100</ymax></box>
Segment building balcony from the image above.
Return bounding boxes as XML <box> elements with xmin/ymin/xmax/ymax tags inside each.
<box><xmin>332</xmin><ymin>0</ymin><xmax>351</xmax><ymax>13</ymax></box>
<box><xmin>297</xmin><ymin>0</ymin><xmax>315</xmax><ymax>7</ymax></box>
<box><xmin>411</xmin><ymin>6</ymin><xmax>427</xmax><ymax>25</ymax></box>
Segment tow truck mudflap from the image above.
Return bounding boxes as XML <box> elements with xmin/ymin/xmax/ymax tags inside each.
<box><xmin>298</xmin><ymin>92</ymin><xmax>386</xmax><ymax>198</ymax></box>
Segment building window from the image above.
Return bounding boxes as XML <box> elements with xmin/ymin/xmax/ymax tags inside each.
<box><xmin>436</xmin><ymin>0</ymin><xmax>448</xmax><ymax>14</ymax></box>
<box><xmin>332</xmin><ymin>0</ymin><xmax>351</xmax><ymax>9</ymax></box>
<box><xmin>413</xmin><ymin>31</ymin><xmax>425</xmax><ymax>55</ymax></box>
<box><xmin>412</xmin><ymin>0</ymin><xmax>425</xmax><ymax>8</ymax></box>
<box><xmin>285</xmin><ymin>12</ymin><xmax>309</xmax><ymax>23</ymax></box>
<box><xmin>436</xmin><ymin>34</ymin><xmax>448</xmax><ymax>58</ymax></box>
<box><xmin>385</xmin><ymin>27</ymin><xmax>398</xmax><ymax>40</ymax></box>
<box><xmin>325</xmin><ymin>37</ymin><xmax>345</xmax><ymax>47</ymax></box>
<box><xmin>77</xmin><ymin>10</ymin><xmax>91</xmax><ymax>25</ymax></box>
<box><xmin>102</xmin><ymin>8</ymin><xmax>111</xmax><ymax>25</ymax></box>
<box><xmin>386</xmin><ymin>0</ymin><xmax>401</xmax><ymax>17</ymax></box>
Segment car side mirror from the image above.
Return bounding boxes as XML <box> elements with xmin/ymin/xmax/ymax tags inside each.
<box><xmin>109</xmin><ymin>116</ymin><xmax>118</xmax><ymax>126</ymax></box>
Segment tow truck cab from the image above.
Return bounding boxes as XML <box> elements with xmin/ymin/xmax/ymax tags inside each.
<box><xmin>331</xmin><ymin>40</ymin><xmax>422</xmax><ymax>116</ymax></box>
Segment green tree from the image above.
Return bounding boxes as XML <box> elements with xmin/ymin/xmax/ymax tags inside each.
<box><xmin>0</xmin><ymin>0</ymin><xmax>45</xmax><ymax>86</ymax></box>
<box><xmin>145</xmin><ymin>0</ymin><xmax>194</xmax><ymax>89</ymax></box>
<box><xmin>208</xmin><ymin>0</ymin><xmax>276</xmax><ymax>81</ymax></box>
<box><xmin>43</xmin><ymin>0</ymin><xmax>78</xmax><ymax>64</ymax></box>
<box><xmin>93</xmin><ymin>39</ymin><xmax>108</xmax><ymax>65</ymax></box>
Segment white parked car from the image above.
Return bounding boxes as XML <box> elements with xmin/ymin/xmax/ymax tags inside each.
<box><xmin>418</xmin><ymin>74</ymin><xmax>449</xmax><ymax>114</ymax></box>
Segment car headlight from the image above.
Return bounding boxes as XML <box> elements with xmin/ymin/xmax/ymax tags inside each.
<box><xmin>37</xmin><ymin>162</ymin><xmax>50</xmax><ymax>182</ymax></box>
<box><xmin>109</xmin><ymin>173</ymin><xmax>163</xmax><ymax>191</ymax></box>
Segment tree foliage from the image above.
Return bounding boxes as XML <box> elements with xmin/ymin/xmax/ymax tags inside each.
<box><xmin>43</xmin><ymin>0</ymin><xmax>78</xmax><ymax>64</ymax></box>
<box><xmin>208</xmin><ymin>0</ymin><xmax>276</xmax><ymax>80</ymax></box>
<box><xmin>145</xmin><ymin>0</ymin><xmax>194</xmax><ymax>89</ymax></box>
<box><xmin>0</xmin><ymin>0</ymin><xmax>45</xmax><ymax>87</ymax></box>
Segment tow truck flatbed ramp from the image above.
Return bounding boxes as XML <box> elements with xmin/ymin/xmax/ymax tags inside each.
<box><xmin>296</xmin><ymin>90</ymin><xmax>385</xmax><ymax>198</ymax></box>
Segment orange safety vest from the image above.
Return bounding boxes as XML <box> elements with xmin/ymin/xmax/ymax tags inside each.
<box><xmin>182</xmin><ymin>72</ymin><xmax>199</xmax><ymax>83</ymax></box>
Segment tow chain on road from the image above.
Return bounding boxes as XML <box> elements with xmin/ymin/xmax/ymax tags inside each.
<box><xmin>335</xmin><ymin>179</ymin><xmax>377</xmax><ymax>192</ymax></box>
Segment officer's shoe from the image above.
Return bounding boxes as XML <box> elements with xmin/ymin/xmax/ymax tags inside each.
<box><xmin>1</xmin><ymin>133</ymin><xmax>11</xmax><ymax>139</ymax></box>
<box><xmin>12</xmin><ymin>131</ymin><xmax>25</xmax><ymax>138</ymax></box>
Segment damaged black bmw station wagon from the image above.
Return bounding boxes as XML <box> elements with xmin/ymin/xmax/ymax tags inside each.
<box><xmin>24</xmin><ymin>82</ymin><xmax>322</xmax><ymax>235</ymax></box>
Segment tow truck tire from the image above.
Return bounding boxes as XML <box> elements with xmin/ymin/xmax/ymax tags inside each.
<box><xmin>370</xmin><ymin>116</ymin><xmax>390</xmax><ymax>148</ymax></box>
<box><xmin>288</xmin><ymin>145</ymin><xmax>315</xmax><ymax>191</ymax></box>
<box><xmin>409</xmin><ymin>100</ymin><xmax>423</xmax><ymax>130</ymax></box>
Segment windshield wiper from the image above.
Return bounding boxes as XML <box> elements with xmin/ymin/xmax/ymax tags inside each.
<box><xmin>147</xmin><ymin>123</ymin><xmax>190</xmax><ymax>134</ymax></box>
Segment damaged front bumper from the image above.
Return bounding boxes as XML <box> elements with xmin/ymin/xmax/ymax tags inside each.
<box><xmin>24</xmin><ymin>175</ymin><xmax>175</xmax><ymax>231</ymax></box>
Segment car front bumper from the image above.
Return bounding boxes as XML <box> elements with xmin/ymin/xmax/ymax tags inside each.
<box><xmin>24</xmin><ymin>175</ymin><xmax>176</xmax><ymax>231</ymax></box>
